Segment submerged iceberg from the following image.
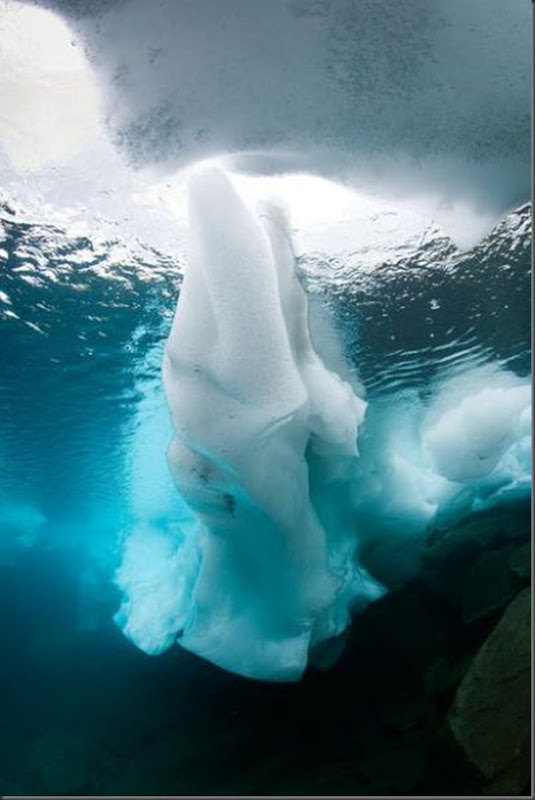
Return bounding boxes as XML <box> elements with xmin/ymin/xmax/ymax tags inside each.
<box><xmin>114</xmin><ymin>166</ymin><xmax>531</xmax><ymax>682</ymax></box>
<box><xmin>116</xmin><ymin>166</ymin><xmax>385</xmax><ymax>680</ymax></box>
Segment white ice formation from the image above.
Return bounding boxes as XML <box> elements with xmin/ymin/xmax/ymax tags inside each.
<box><xmin>115</xmin><ymin>166</ymin><xmax>385</xmax><ymax>680</ymax></box>
<box><xmin>114</xmin><ymin>167</ymin><xmax>531</xmax><ymax>682</ymax></box>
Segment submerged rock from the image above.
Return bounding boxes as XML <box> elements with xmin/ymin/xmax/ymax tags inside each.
<box><xmin>421</xmin><ymin>500</ymin><xmax>531</xmax><ymax>618</ymax></box>
<box><xmin>509</xmin><ymin>541</ymin><xmax>531</xmax><ymax>580</ymax></box>
<box><xmin>382</xmin><ymin>694</ymin><xmax>434</xmax><ymax>733</ymax></box>
<box><xmin>424</xmin><ymin>512</ymin><xmax>505</xmax><ymax>564</ymax></box>
<box><xmin>424</xmin><ymin>655</ymin><xmax>473</xmax><ymax>701</ymax></box>
<box><xmin>448</xmin><ymin>587</ymin><xmax>531</xmax><ymax>795</ymax></box>
<box><xmin>461</xmin><ymin>546</ymin><xmax>520</xmax><ymax>623</ymax></box>
<box><xmin>33</xmin><ymin>732</ymin><xmax>92</xmax><ymax>796</ymax></box>
<box><xmin>357</xmin><ymin>736</ymin><xmax>427</xmax><ymax>794</ymax></box>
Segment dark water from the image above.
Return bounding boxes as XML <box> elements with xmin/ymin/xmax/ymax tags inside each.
<box><xmin>0</xmin><ymin>199</ymin><xmax>531</xmax><ymax>796</ymax></box>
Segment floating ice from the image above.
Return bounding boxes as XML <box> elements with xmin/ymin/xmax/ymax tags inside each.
<box><xmin>163</xmin><ymin>166</ymin><xmax>388</xmax><ymax>681</ymax></box>
<box><xmin>115</xmin><ymin>166</ymin><xmax>384</xmax><ymax>681</ymax></box>
<box><xmin>114</xmin><ymin>521</ymin><xmax>200</xmax><ymax>654</ymax></box>
<box><xmin>352</xmin><ymin>368</ymin><xmax>531</xmax><ymax>586</ymax></box>
<box><xmin>423</xmin><ymin>373</ymin><xmax>531</xmax><ymax>484</ymax></box>
<box><xmin>422</xmin><ymin>368</ymin><xmax>532</xmax><ymax>516</ymax></box>
<box><xmin>114</xmin><ymin>167</ymin><xmax>531</xmax><ymax>682</ymax></box>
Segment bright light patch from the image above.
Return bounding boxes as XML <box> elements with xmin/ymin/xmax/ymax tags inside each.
<box><xmin>0</xmin><ymin>0</ymin><xmax>101</xmax><ymax>171</ymax></box>
<box><xmin>150</xmin><ymin>163</ymin><xmax>435</xmax><ymax>261</ymax></box>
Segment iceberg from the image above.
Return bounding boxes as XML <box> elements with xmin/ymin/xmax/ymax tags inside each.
<box><xmin>115</xmin><ymin>165</ymin><xmax>384</xmax><ymax>681</ymax></box>
<box><xmin>114</xmin><ymin>166</ymin><xmax>531</xmax><ymax>682</ymax></box>
<box><xmin>422</xmin><ymin>374</ymin><xmax>531</xmax><ymax>484</ymax></box>
<box><xmin>352</xmin><ymin>368</ymin><xmax>531</xmax><ymax>586</ymax></box>
<box><xmin>162</xmin><ymin>166</ymin><xmax>388</xmax><ymax>680</ymax></box>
